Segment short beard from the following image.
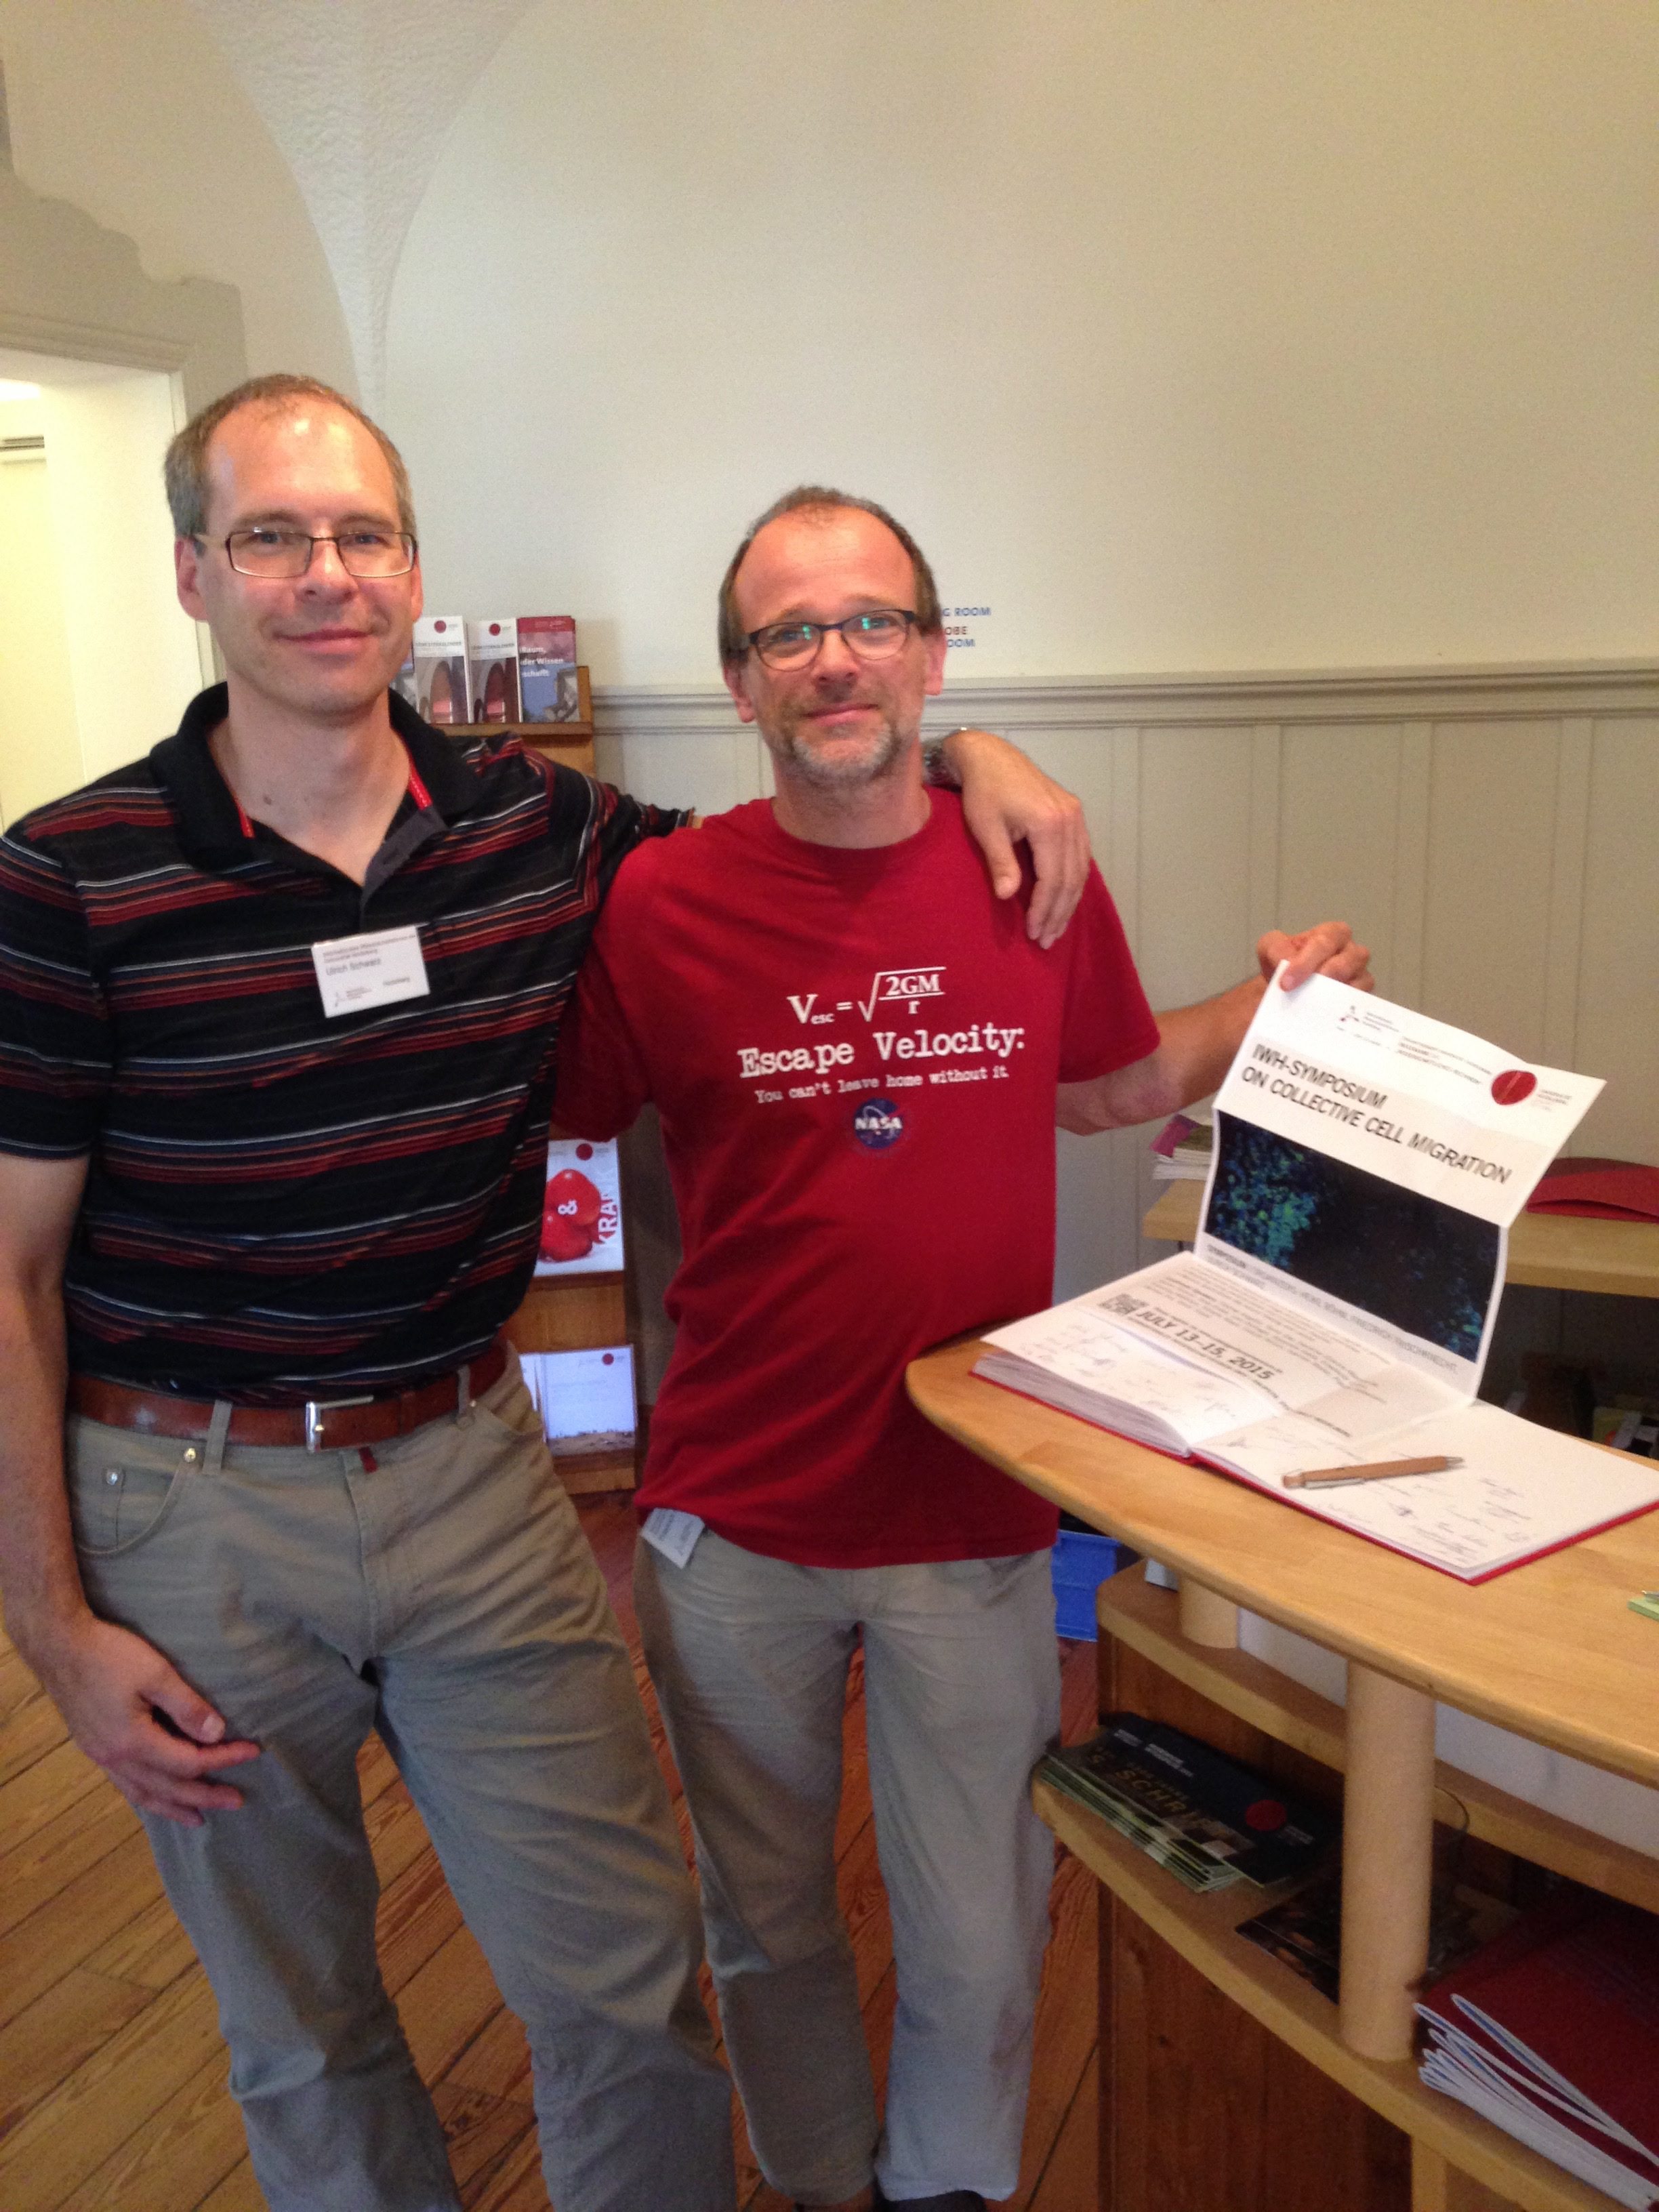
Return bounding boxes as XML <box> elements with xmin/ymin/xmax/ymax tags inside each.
<box><xmin>763</xmin><ymin>704</ymin><xmax>912</xmax><ymax>790</ymax></box>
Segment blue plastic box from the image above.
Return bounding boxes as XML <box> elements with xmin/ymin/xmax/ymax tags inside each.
<box><xmin>1050</xmin><ymin>1528</ymin><xmax>1128</xmax><ymax>1640</ymax></box>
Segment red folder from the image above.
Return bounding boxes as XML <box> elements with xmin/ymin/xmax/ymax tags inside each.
<box><xmin>1418</xmin><ymin>1894</ymin><xmax>1659</xmax><ymax>2167</ymax></box>
<box><xmin>1526</xmin><ymin>1158</ymin><xmax>1659</xmax><ymax>1224</ymax></box>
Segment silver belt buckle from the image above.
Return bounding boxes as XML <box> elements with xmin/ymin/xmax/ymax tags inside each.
<box><xmin>304</xmin><ymin>1394</ymin><xmax>375</xmax><ymax>1452</ymax></box>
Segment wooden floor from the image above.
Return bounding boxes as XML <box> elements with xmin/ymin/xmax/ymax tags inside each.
<box><xmin>0</xmin><ymin>1497</ymin><xmax>1101</xmax><ymax>2211</ymax></box>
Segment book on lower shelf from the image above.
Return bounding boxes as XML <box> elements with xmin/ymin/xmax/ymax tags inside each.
<box><xmin>1038</xmin><ymin>1713</ymin><xmax>1337</xmax><ymax>1895</ymax></box>
<box><xmin>1416</xmin><ymin>1891</ymin><xmax>1659</xmax><ymax>2211</ymax></box>
<box><xmin>977</xmin><ymin>975</ymin><xmax>1659</xmax><ymax>1582</ymax></box>
<box><xmin>1150</xmin><ymin>1104</ymin><xmax>1214</xmax><ymax>1181</ymax></box>
<box><xmin>1235</xmin><ymin>1864</ymin><xmax>1513</xmax><ymax>2005</ymax></box>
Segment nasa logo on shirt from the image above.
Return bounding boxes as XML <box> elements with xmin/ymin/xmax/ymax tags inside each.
<box><xmin>852</xmin><ymin>1098</ymin><xmax>904</xmax><ymax>1150</ymax></box>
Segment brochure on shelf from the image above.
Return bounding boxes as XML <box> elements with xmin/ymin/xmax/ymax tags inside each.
<box><xmin>518</xmin><ymin>1345</ymin><xmax>636</xmax><ymax>1456</ymax></box>
<box><xmin>465</xmin><ymin>618</ymin><xmax>521</xmax><ymax>724</ymax></box>
<box><xmin>518</xmin><ymin>615</ymin><xmax>579</xmax><ymax>722</ymax></box>
<box><xmin>977</xmin><ymin>975</ymin><xmax>1659</xmax><ymax>1580</ymax></box>
<box><xmin>412</xmin><ymin>615</ymin><xmax>468</xmax><ymax>726</ymax></box>
<box><xmin>533</xmin><ymin>1137</ymin><xmax>623</xmax><ymax>1276</ymax></box>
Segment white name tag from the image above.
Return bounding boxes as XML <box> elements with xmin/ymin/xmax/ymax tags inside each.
<box><xmin>640</xmin><ymin>1507</ymin><xmax>705</xmax><ymax>1569</ymax></box>
<box><xmin>311</xmin><ymin>924</ymin><xmax>430</xmax><ymax>1019</ymax></box>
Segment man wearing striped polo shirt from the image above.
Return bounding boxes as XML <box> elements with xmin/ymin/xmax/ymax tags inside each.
<box><xmin>0</xmin><ymin>377</ymin><xmax>1088</xmax><ymax>2212</ymax></box>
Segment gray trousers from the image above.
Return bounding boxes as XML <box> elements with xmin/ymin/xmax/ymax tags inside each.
<box><xmin>635</xmin><ymin>1531</ymin><xmax>1060</xmax><ymax>2206</ymax></box>
<box><xmin>67</xmin><ymin>1358</ymin><xmax>734</xmax><ymax>2212</ymax></box>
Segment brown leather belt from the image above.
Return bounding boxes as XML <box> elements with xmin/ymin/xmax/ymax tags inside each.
<box><xmin>68</xmin><ymin>1341</ymin><xmax>508</xmax><ymax>1453</ymax></box>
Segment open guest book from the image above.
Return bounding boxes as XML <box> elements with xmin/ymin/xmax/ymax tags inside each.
<box><xmin>977</xmin><ymin>974</ymin><xmax>1659</xmax><ymax>1580</ymax></box>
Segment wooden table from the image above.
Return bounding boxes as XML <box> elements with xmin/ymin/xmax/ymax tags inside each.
<box><xmin>907</xmin><ymin>1338</ymin><xmax>1659</xmax><ymax>2212</ymax></box>
<box><xmin>1143</xmin><ymin>1181</ymin><xmax>1659</xmax><ymax>1299</ymax></box>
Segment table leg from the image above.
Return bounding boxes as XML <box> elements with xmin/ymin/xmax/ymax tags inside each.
<box><xmin>1176</xmin><ymin>1577</ymin><xmax>1240</xmax><ymax>1647</ymax></box>
<box><xmin>1340</xmin><ymin>1660</ymin><xmax>1435</xmax><ymax>2058</ymax></box>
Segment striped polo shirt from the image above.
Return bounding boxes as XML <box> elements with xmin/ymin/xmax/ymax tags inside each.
<box><xmin>0</xmin><ymin>684</ymin><xmax>682</xmax><ymax>1402</ymax></box>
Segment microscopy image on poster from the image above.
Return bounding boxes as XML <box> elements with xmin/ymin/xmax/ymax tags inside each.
<box><xmin>1205</xmin><ymin>1114</ymin><xmax>1500</xmax><ymax>1362</ymax></box>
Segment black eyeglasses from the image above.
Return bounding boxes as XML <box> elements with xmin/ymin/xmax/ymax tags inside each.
<box><xmin>204</xmin><ymin>527</ymin><xmax>419</xmax><ymax>579</ymax></box>
<box><xmin>746</xmin><ymin>608</ymin><xmax>916</xmax><ymax>670</ymax></box>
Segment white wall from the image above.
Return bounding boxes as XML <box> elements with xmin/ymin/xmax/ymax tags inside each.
<box><xmin>37</xmin><ymin>373</ymin><xmax>208</xmax><ymax>783</ymax></box>
<box><xmin>387</xmin><ymin>0</ymin><xmax>1659</xmax><ymax>685</ymax></box>
<box><xmin>0</xmin><ymin>393</ymin><xmax>79</xmax><ymax>826</ymax></box>
<box><xmin>0</xmin><ymin>0</ymin><xmax>354</xmax><ymax>392</ymax></box>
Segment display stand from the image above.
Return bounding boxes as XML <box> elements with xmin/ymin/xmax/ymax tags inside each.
<box><xmin>447</xmin><ymin>664</ymin><xmax>595</xmax><ymax>764</ymax></box>
<box><xmin>906</xmin><ymin>1337</ymin><xmax>1659</xmax><ymax>2212</ymax></box>
<box><xmin>451</xmin><ymin>674</ymin><xmax>638</xmax><ymax>1494</ymax></box>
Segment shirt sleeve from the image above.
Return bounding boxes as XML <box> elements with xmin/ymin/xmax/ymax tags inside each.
<box><xmin>1055</xmin><ymin>865</ymin><xmax>1162</xmax><ymax>1084</ymax></box>
<box><xmin>552</xmin><ymin>876</ymin><xmax>655</xmax><ymax>1139</ymax></box>
<box><xmin>544</xmin><ymin>760</ymin><xmax>687</xmax><ymax>912</ymax></box>
<box><xmin>0</xmin><ymin>825</ymin><xmax>111</xmax><ymax>1158</ymax></box>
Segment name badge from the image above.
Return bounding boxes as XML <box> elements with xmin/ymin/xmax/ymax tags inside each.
<box><xmin>640</xmin><ymin>1508</ymin><xmax>705</xmax><ymax>1569</ymax></box>
<box><xmin>311</xmin><ymin>924</ymin><xmax>430</xmax><ymax>1019</ymax></box>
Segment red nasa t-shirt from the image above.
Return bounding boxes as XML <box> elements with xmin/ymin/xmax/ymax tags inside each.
<box><xmin>554</xmin><ymin>792</ymin><xmax>1160</xmax><ymax>1566</ymax></box>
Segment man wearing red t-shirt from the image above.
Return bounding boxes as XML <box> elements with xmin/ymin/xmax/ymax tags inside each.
<box><xmin>554</xmin><ymin>489</ymin><xmax>1370</xmax><ymax>2212</ymax></box>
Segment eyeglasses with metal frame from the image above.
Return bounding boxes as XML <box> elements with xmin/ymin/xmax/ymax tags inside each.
<box><xmin>205</xmin><ymin>527</ymin><xmax>419</xmax><ymax>579</ymax></box>
<box><xmin>745</xmin><ymin>607</ymin><xmax>917</xmax><ymax>670</ymax></box>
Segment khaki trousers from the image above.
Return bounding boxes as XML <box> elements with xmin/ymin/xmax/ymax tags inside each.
<box><xmin>636</xmin><ymin>1531</ymin><xmax>1059</xmax><ymax>2206</ymax></box>
<box><xmin>68</xmin><ymin>1358</ymin><xmax>734</xmax><ymax>2212</ymax></box>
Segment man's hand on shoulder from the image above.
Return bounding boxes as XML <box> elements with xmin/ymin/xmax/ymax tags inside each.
<box><xmin>941</xmin><ymin>727</ymin><xmax>1090</xmax><ymax>950</ymax></box>
<box><xmin>1257</xmin><ymin>920</ymin><xmax>1374</xmax><ymax>994</ymax></box>
<box><xmin>33</xmin><ymin>1612</ymin><xmax>261</xmax><ymax>1826</ymax></box>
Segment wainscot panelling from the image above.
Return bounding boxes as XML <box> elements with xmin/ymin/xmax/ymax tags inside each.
<box><xmin>1578</xmin><ymin>716</ymin><xmax>1659</xmax><ymax>1169</ymax></box>
<box><xmin>594</xmin><ymin>665</ymin><xmax>1659</xmax><ymax>1324</ymax></box>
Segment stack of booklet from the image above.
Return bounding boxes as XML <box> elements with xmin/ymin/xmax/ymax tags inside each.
<box><xmin>1150</xmin><ymin>1107</ymin><xmax>1214</xmax><ymax>1181</ymax></box>
<box><xmin>1417</xmin><ymin>1893</ymin><xmax>1659</xmax><ymax>2209</ymax></box>
<box><xmin>1038</xmin><ymin>1713</ymin><xmax>1337</xmax><ymax>1895</ymax></box>
<box><xmin>978</xmin><ymin>975</ymin><xmax>1659</xmax><ymax>1582</ymax></box>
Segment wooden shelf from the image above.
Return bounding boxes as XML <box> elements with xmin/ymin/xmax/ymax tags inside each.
<box><xmin>552</xmin><ymin>1447</ymin><xmax>636</xmax><ymax>1496</ymax></box>
<box><xmin>1141</xmin><ymin>1181</ymin><xmax>1659</xmax><ymax>1300</ymax></box>
<box><xmin>1036</xmin><ymin>1777</ymin><xmax>1620</xmax><ymax>2212</ymax></box>
<box><xmin>450</xmin><ymin>668</ymin><xmax>596</xmax><ymax>747</ymax></box>
<box><xmin>1097</xmin><ymin>1565</ymin><xmax>1659</xmax><ymax>1917</ymax></box>
<box><xmin>506</xmin><ymin>1273</ymin><xmax>627</xmax><ymax>1354</ymax></box>
<box><xmin>907</xmin><ymin>1338</ymin><xmax>1659</xmax><ymax>1788</ymax></box>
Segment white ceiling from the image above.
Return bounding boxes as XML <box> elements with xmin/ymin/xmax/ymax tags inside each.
<box><xmin>189</xmin><ymin>0</ymin><xmax>539</xmax><ymax>408</ymax></box>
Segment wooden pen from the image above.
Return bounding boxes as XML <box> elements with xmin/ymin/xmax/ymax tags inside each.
<box><xmin>1284</xmin><ymin>1454</ymin><xmax>1462</xmax><ymax>1491</ymax></box>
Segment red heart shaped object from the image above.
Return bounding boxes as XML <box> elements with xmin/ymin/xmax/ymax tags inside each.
<box><xmin>546</xmin><ymin>1168</ymin><xmax>603</xmax><ymax>1228</ymax></box>
<box><xmin>540</xmin><ymin>1168</ymin><xmax>604</xmax><ymax>1262</ymax></box>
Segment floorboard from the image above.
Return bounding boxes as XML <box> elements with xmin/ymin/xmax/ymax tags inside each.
<box><xmin>0</xmin><ymin>1496</ymin><xmax>1103</xmax><ymax>2210</ymax></box>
